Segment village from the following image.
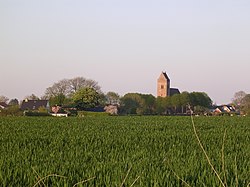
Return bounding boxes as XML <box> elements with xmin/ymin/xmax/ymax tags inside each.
<box><xmin>0</xmin><ymin>72</ymin><xmax>248</xmax><ymax>117</ymax></box>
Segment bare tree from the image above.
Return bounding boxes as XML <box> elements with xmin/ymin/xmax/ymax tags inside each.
<box><xmin>241</xmin><ymin>94</ymin><xmax>250</xmax><ymax>115</ymax></box>
<box><xmin>44</xmin><ymin>79</ymin><xmax>70</xmax><ymax>98</ymax></box>
<box><xmin>68</xmin><ymin>77</ymin><xmax>87</xmax><ymax>93</ymax></box>
<box><xmin>68</xmin><ymin>77</ymin><xmax>101</xmax><ymax>94</ymax></box>
<box><xmin>232</xmin><ymin>91</ymin><xmax>247</xmax><ymax>106</ymax></box>
<box><xmin>44</xmin><ymin>77</ymin><xmax>101</xmax><ymax>99</ymax></box>
<box><xmin>24</xmin><ymin>94</ymin><xmax>40</xmax><ymax>100</ymax></box>
<box><xmin>84</xmin><ymin>79</ymin><xmax>101</xmax><ymax>93</ymax></box>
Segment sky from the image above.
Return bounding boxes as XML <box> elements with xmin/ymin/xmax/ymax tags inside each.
<box><xmin>1</xmin><ymin>0</ymin><xmax>250</xmax><ymax>104</ymax></box>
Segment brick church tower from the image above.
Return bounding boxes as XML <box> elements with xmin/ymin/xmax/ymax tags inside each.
<box><xmin>157</xmin><ymin>72</ymin><xmax>180</xmax><ymax>97</ymax></box>
<box><xmin>157</xmin><ymin>72</ymin><xmax>170</xmax><ymax>97</ymax></box>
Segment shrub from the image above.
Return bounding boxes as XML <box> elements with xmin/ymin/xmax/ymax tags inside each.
<box><xmin>24</xmin><ymin>111</ymin><xmax>50</xmax><ymax>116</ymax></box>
<box><xmin>0</xmin><ymin>106</ymin><xmax>22</xmax><ymax>116</ymax></box>
<box><xmin>77</xmin><ymin>111</ymin><xmax>109</xmax><ymax>117</ymax></box>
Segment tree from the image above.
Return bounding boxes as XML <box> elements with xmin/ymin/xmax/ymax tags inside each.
<box><xmin>43</xmin><ymin>77</ymin><xmax>102</xmax><ymax>105</ymax></box>
<box><xmin>0</xmin><ymin>105</ymin><xmax>21</xmax><ymax>116</ymax></box>
<box><xmin>24</xmin><ymin>94</ymin><xmax>40</xmax><ymax>100</ymax></box>
<box><xmin>120</xmin><ymin>93</ymin><xmax>145</xmax><ymax>115</ymax></box>
<box><xmin>171</xmin><ymin>94</ymin><xmax>181</xmax><ymax>114</ymax></box>
<box><xmin>140</xmin><ymin>94</ymin><xmax>156</xmax><ymax>114</ymax></box>
<box><xmin>68</xmin><ymin>77</ymin><xmax>101</xmax><ymax>94</ymax></box>
<box><xmin>105</xmin><ymin>92</ymin><xmax>120</xmax><ymax>105</ymax></box>
<box><xmin>240</xmin><ymin>94</ymin><xmax>250</xmax><ymax>115</ymax></box>
<box><xmin>194</xmin><ymin>105</ymin><xmax>210</xmax><ymax>115</ymax></box>
<box><xmin>44</xmin><ymin>79</ymin><xmax>70</xmax><ymax>98</ymax></box>
<box><xmin>189</xmin><ymin>92</ymin><xmax>212</xmax><ymax>108</ymax></box>
<box><xmin>155</xmin><ymin>97</ymin><xmax>167</xmax><ymax>114</ymax></box>
<box><xmin>232</xmin><ymin>91</ymin><xmax>247</xmax><ymax>106</ymax></box>
<box><xmin>97</xmin><ymin>92</ymin><xmax>107</xmax><ymax>107</ymax></box>
<box><xmin>72</xmin><ymin>87</ymin><xmax>100</xmax><ymax>109</ymax></box>
<box><xmin>179</xmin><ymin>92</ymin><xmax>190</xmax><ymax>113</ymax></box>
<box><xmin>0</xmin><ymin>95</ymin><xmax>9</xmax><ymax>103</ymax></box>
<box><xmin>49</xmin><ymin>93</ymin><xmax>70</xmax><ymax>106</ymax></box>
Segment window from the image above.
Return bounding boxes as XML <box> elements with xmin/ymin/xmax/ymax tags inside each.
<box><xmin>161</xmin><ymin>85</ymin><xmax>164</xmax><ymax>89</ymax></box>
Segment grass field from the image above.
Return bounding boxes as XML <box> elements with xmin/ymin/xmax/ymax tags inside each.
<box><xmin>0</xmin><ymin>116</ymin><xmax>249</xmax><ymax>186</ymax></box>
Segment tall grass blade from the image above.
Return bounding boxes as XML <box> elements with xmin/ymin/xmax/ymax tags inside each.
<box><xmin>189</xmin><ymin>106</ymin><xmax>226</xmax><ymax>187</ymax></box>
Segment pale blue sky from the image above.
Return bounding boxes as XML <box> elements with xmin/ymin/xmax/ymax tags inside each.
<box><xmin>1</xmin><ymin>0</ymin><xmax>250</xmax><ymax>104</ymax></box>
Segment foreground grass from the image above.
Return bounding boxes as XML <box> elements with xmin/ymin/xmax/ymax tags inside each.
<box><xmin>0</xmin><ymin>116</ymin><xmax>249</xmax><ymax>186</ymax></box>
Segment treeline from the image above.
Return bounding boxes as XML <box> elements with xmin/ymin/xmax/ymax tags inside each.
<box><xmin>120</xmin><ymin>92</ymin><xmax>212</xmax><ymax>115</ymax></box>
<box><xmin>4</xmin><ymin>76</ymin><xmax>250</xmax><ymax>116</ymax></box>
<box><xmin>41</xmin><ymin>77</ymin><xmax>213</xmax><ymax>115</ymax></box>
<box><xmin>0</xmin><ymin>77</ymin><xmax>250</xmax><ymax>116</ymax></box>
<box><xmin>0</xmin><ymin>76</ymin><xmax>213</xmax><ymax>116</ymax></box>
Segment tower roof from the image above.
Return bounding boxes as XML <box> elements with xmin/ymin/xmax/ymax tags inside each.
<box><xmin>161</xmin><ymin>72</ymin><xmax>170</xmax><ymax>81</ymax></box>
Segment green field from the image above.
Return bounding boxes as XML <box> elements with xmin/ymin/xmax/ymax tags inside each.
<box><xmin>0</xmin><ymin>116</ymin><xmax>249</xmax><ymax>186</ymax></box>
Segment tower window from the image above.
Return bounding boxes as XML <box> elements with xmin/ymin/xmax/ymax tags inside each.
<box><xmin>161</xmin><ymin>85</ymin><xmax>164</xmax><ymax>89</ymax></box>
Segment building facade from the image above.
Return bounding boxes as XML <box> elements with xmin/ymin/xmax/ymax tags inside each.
<box><xmin>157</xmin><ymin>72</ymin><xmax>180</xmax><ymax>97</ymax></box>
<box><xmin>157</xmin><ymin>72</ymin><xmax>170</xmax><ymax>97</ymax></box>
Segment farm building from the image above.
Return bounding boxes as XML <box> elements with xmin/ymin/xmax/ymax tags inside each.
<box><xmin>213</xmin><ymin>105</ymin><xmax>237</xmax><ymax>115</ymax></box>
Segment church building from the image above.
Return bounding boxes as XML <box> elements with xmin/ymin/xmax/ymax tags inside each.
<box><xmin>157</xmin><ymin>72</ymin><xmax>180</xmax><ymax>97</ymax></box>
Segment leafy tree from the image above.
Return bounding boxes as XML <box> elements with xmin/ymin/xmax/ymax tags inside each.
<box><xmin>106</xmin><ymin>92</ymin><xmax>120</xmax><ymax>105</ymax></box>
<box><xmin>189</xmin><ymin>92</ymin><xmax>212</xmax><ymax>108</ymax></box>
<box><xmin>155</xmin><ymin>97</ymin><xmax>168</xmax><ymax>114</ymax></box>
<box><xmin>120</xmin><ymin>93</ymin><xmax>145</xmax><ymax>115</ymax></box>
<box><xmin>194</xmin><ymin>105</ymin><xmax>210</xmax><ymax>115</ymax></box>
<box><xmin>44</xmin><ymin>77</ymin><xmax>102</xmax><ymax>106</ymax></box>
<box><xmin>140</xmin><ymin>94</ymin><xmax>156</xmax><ymax>114</ymax></box>
<box><xmin>171</xmin><ymin>94</ymin><xmax>181</xmax><ymax>114</ymax></box>
<box><xmin>98</xmin><ymin>92</ymin><xmax>107</xmax><ymax>107</ymax></box>
<box><xmin>179</xmin><ymin>92</ymin><xmax>191</xmax><ymax>113</ymax></box>
<box><xmin>72</xmin><ymin>87</ymin><xmax>100</xmax><ymax>109</ymax></box>
<box><xmin>49</xmin><ymin>93</ymin><xmax>71</xmax><ymax>106</ymax></box>
<box><xmin>155</xmin><ymin>91</ymin><xmax>212</xmax><ymax>115</ymax></box>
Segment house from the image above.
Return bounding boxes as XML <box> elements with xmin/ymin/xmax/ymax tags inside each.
<box><xmin>50</xmin><ymin>105</ymin><xmax>69</xmax><ymax>117</ymax></box>
<box><xmin>104</xmin><ymin>105</ymin><xmax>118</xmax><ymax>115</ymax></box>
<box><xmin>20</xmin><ymin>99</ymin><xmax>49</xmax><ymax>111</ymax></box>
<box><xmin>213</xmin><ymin>105</ymin><xmax>236</xmax><ymax>115</ymax></box>
<box><xmin>157</xmin><ymin>72</ymin><xmax>180</xmax><ymax>97</ymax></box>
<box><xmin>0</xmin><ymin>102</ymin><xmax>8</xmax><ymax>109</ymax></box>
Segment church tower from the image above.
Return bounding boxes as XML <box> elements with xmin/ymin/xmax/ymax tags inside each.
<box><xmin>157</xmin><ymin>72</ymin><xmax>170</xmax><ymax>97</ymax></box>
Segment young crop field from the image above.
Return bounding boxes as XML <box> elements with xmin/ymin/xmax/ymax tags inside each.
<box><xmin>0</xmin><ymin>116</ymin><xmax>249</xmax><ymax>186</ymax></box>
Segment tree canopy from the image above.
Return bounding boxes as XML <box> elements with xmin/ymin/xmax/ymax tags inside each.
<box><xmin>72</xmin><ymin>87</ymin><xmax>100</xmax><ymax>109</ymax></box>
<box><xmin>120</xmin><ymin>91</ymin><xmax>213</xmax><ymax>115</ymax></box>
<box><xmin>240</xmin><ymin>94</ymin><xmax>250</xmax><ymax>115</ymax></box>
<box><xmin>44</xmin><ymin>77</ymin><xmax>101</xmax><ymax>107</ymax></box>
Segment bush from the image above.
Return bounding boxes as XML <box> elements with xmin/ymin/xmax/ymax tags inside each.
<box><xmin>78</xmin><ymin>111</ymin><xmax>109</xmax><ymax>117</ymax></box>
<box><xmin>0</xmin><ymin>106</ymin><xmax>22</xmax><ymax>116</ymax></box>
<box><xmin>24</xmin><ymin>111</ymin><xmax>50</xmax><ymax>116</ymax></box>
